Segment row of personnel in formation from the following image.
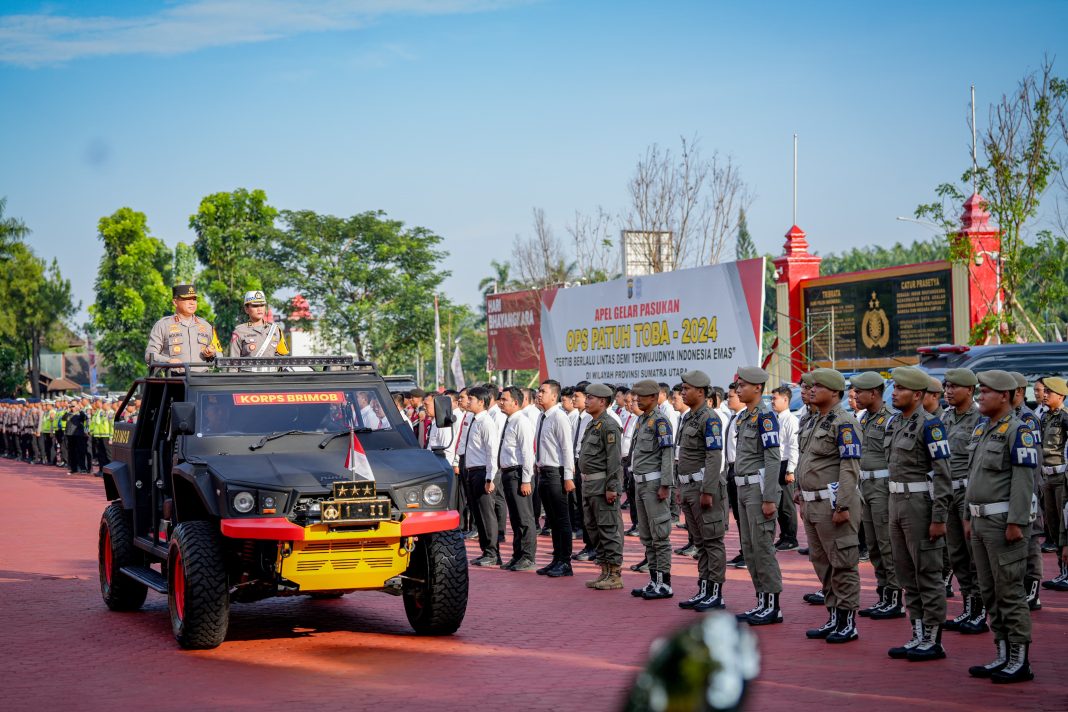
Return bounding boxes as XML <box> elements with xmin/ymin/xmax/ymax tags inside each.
<box><xmin>0</xmin><ymin>395</ymin><xmax>122</xmax><ymax>474</ymax></box>
<box><xmin>438</xmin><ymin>365</ymin><xmax>1066</xmax><ymax>687</ymax></box>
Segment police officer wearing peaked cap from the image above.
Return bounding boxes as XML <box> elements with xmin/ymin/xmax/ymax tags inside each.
<box><xmin>965</xmin><ymin>370</ymin><xmax>1037</xmax><ymax>683</ymax></box>
<box><xmin>145</xmin><ymin>284</ymin><xmax>222</xmax><ymax>366</ymax></box>
<box><xmin>229</xmin><ymin>290</ymin><xmax>290</xmax><ymax>358</ymax></box>
<box><xmin>675</xmin><ymin>369</ymin><xmax>728</xmax><ymax>612</ymax></box>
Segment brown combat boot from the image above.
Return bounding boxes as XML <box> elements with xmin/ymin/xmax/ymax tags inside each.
<box><xmin>585</xmin><ymin>563</ymin><xmax>608</xmax><ymax>588</ymax></box>
<box><xmin>593</xmin><ymin>564</ymin><xmax>623</xmax><ymax>590</ymax></box>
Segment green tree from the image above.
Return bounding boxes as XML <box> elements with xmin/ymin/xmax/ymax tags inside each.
<box><xmin>273</xmin><ymin>209</ymin><xmax>449</xmax><ymax>370</ymax></box>
<box><xmin>0</xmin><ymin>196</ymin><xmax>29</xmax><ymax>261</ymax></box>
<box><xmin>89</xmin><ymin>207</ymin><xmax>174</xmax><ymax>388</ymax></box>
<box><xmin>174</xmin><ymin>241</ymin><xmax>198</xmax><ymax>284</ymax></box>
<box><xmin>0</xmin><ymin>344</ymin><xmax>24</xmax><ymax>396</ymax></box>
<box><xmin>736</xmin><ymin>209</ymin><xmax>757</xmax><ymax>260</ymax></box>
<box><xmin>189</xmin><ymin>188</ymin><xmax>280</xmax><ymax>335</ymax></box>
<box><xmin>1</xmin><ymin>244</ymin><xmax>77</xmax><ymax>396</ymax></box>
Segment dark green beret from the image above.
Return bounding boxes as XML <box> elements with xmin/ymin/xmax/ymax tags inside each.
<box><xmin>812</xmin><ymin>368</ymin><xmax>846</xmax><ymax>391</ymax></box>
<box><xmin>681</xmin><ymin>370</ymin><xmax>711</xmax><ymax>389</ymax></box>
<box><xmin>736</xmin><ymin>366</ymin><xmax>769</xmax><ymax>385</ymax></box>
<box><xmin>586</xmin><ymin>383</ymin><xmax>614</xmax><ymax>398</ymax></box>
<box><xmin>850</xmin><ymin>371</ymin><xmax>885</xmax><ymax>390</ymax></box>
<box><xmin>891</xmin><ymin>366</ymin><xmax>929</xmax><ymax>392</ymax></box>
<box><xmin>978</xmin><ymin>370</ymin><xmax>1018</xmax><ymax>393</ymax></box>
<box><xmin>631</xmin><ymin>379</ymin><xmax>660</xmax><ymax>397</ymax></box>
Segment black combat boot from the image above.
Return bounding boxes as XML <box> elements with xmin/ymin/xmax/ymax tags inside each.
<box><xmin>632</xmin><ymin>571</ymin><xmax>656</xmax><ymax>597</ymax></box>
<box><xmin>944</xmin><ymin>593</ymin><xmax>973</xmax><ymax>632</ymax></box>
<box><xmin>678</xmin><ymin>579</ymin><xmax>708</xmax><ymax>609</ymax></box>
<box><xmin>958</xmin><ymin>595</ymin><xmax>989</xmax><ymax>635</ymax></box>
<box><xmin>1024</xmin><ymin>576</ymin><xmax>1041</xmax><ymax>610</ymax></box>
<box><xmin>747</xmin><ymin>592</ymin><xmax>783</xmax><ymax>626</ymax></box>
<box><xmin>906</xmin><ymin>623</ymin><xmax>946</xmax><ymax>661</ymax></box>
<box><xmin>692</xmin><ymin>581</ymin><xmax>725</xmax><ymax>611</ymax></box>
<box><xmin>990</xmin><ymin>643</ymin><xmax>1034</xmax><ymax>684</ymax></box>
<box><xmin>806</xmin><ymin>608</ymin><xmax>838</xmax><ymax>639</ymax></box>
<box><xmin>869</xmin><ymin>588</ymin><xmax>905</xmax><ymax>620</ymax></box>
<box><xmin>968</xmin><ymin>639</ymin><xmax>1008</xmax><ymax>678</ymax></box>
<box><xmin>888</xmin><ymin>619</ymin><xmax>923</xmax><ymax>659</ymax></box>
<box><xmin>736</xmin><ymin>593</ymin><xmax>765</xmax><ymax>622</ymax></box>
<box><xmin>859</xmin><ymin>586</ymin><xmax>885</xmax><ymax>618</ymax></box>
<box><xmin>802</xmin><ymin>589</ymin><xmax>825</xmax><ymax>605</ymax></box>
<box><xmin>826</xmin><ymin>609</ymin><xmax>859</xmax><ymax>644</ymax></box>
<box><xmin>642</xmin><ymin>571</ymin><xmax>673</xmax><ymax>599</ymax></box>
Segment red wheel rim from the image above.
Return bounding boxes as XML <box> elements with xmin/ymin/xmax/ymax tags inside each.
<box><xmin>103</xmin><ymin>528</ymin><xmax>113</xmax><ymax>586</ymax></box>
<box><xmin>173</xmin><ymin>549</ymin><xmax>185</xmax><ymax>622</ymax></box>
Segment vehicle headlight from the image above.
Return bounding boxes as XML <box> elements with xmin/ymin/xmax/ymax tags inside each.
<box><xmin>423</xmin><ymin>484</ymin><xmax>444</xmax><ymax>506</ymax></box>
<box><xmin>233</xmin><ymin>491</ymin><xmax>256</xmax><ymax>514</ymax></box>
<box><xmin>405</xmin><ymin>489</ymin><xmax>421</xmax><ymax>505</ymax></box>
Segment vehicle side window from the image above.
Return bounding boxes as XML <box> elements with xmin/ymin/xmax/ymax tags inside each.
<box><xmin>118</xmin><ymin>382</ymin><xmax>144</xmax><ymax>423</ymax></box>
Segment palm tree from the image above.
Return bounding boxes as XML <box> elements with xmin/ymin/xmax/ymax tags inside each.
<box><xmin>478</xmin><ymin>259</ymin><xmax>513</xmax><ymax>297</ymax></box>
<box><xmin>0</xmin><ymin>197</ymin><xmax>30</xmax><ymax>261</ymax></box>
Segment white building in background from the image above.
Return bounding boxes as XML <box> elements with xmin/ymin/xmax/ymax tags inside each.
<box><xmin>280</xmin><ymin>295</ymin><xmax>332</xmax><ymax>356</ymax></box>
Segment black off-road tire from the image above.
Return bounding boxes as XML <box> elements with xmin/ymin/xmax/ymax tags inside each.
<box><xmin>402</xmin><ymin>529</ymin><xmax>468</xmax><ymax>635</ymax></box>
<box><xmin>168</xmin><ymin>521</ymin><xmax>229</xmax><ymax>649</ymax></box>
<box><xmin>98</xmin><ymin>502</ymin><xmax>148</xmax><ymax>611</ymax></box>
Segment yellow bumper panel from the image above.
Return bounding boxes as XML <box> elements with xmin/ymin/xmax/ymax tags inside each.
<box><xmin>278</xmin><ymin>521</ymin><xmax>408</xmax><ymax>591</ymax></box>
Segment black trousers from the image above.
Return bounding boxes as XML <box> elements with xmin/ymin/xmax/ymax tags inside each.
<box><xmin>42</xmin><ymin>434</ymin><xmax>53</xmax><ymax>464</ymax></box>
<box><xmin>56</xmin><ymin>432</ymin><xmax>66</xmax><ymax>465</ymax></box>
<box><xmin>531</xmin><ymin>472</ymin><xmax>543</xmax><ymax>527</ymax></box>
<box><xmin>68</xmin><ymin>436</ymin><xmax>87</xmax><ymax>473</ymax></box>
<box><xmin>502</xmin><ymin>467</ymin><xmax>537</xmax><ymax>562</ymax></box>
<box><xmin>623</xmin><ymin>457</ymin><xmax>638</xmax><ymax>527</ymax></box>
<box><xmin>92</xmin><ymin>437</ymin><xmax>110</xmax><ymax>471</ymax></box>
<box><xmin>726</xmin><ymin>463</ymin><xmax>741</xmax><ymax>525</ymax></box>
<box><xmin>457</xmin><ymin>456</ymin><xmax>473</xmax><ymax>531</ymax></box>
<box><xmin>776</xmin><ymin>460</ymin><xmax>798</xmax><ymax>543</ymax></box>
<box><xmin>571</xmin><ymin>463</ymin><xmax>591</xmax><ymax>546</ymax></box>
<box><xmin>468</xmin><ymin>467</ymin><xmax>502</xmax><ymax>560</ymax></box>
<box><xmin>538</xmin><ymin>467</ymin><xmax>572</xmax><ymax>561</ymax></box>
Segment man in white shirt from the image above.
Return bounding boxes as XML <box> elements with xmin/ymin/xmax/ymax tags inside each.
<box><xmin>520</xmin><ymin>387</ymin><xmax>544</xmax><ymax>531</ymax></box>
<box><xmin>424</xmin><ymin>393</ymin><xmax>460</xmax><ymax>467</ymax></box>
<box><xmin>464</xmin><ymin>385</ymin><xmax>501</xmax><ymax>567</ymax></box>
<box><xmin>534</xmin><ymin>379</ymin><xmax>576</xmax><ymax>577</ymax></box>
<box><xmin>485</xmin><ymin>384</ymin><xmax>509</xmax><ymax>544</ymax></box>
<box><xmin>621</xmin><ymin>391</ymin><xmax>641</xmax><ymax>538</ymax></box>
<box><xmin>658</xmin><ymin>382</ymin><xmax>680</xmax><ymax>437</ymax></box>
<box><xmin>498</xmin><ymin>386</ymin><xmax>537</xmax><ymax>571</ymax></box>
<box><xmin>771</xmin><ymin>385</ymin><xmax>800</xmax><ymax>551</ymax></box>
<box><xmin>724</xmin><ymin>382</ymin><xmax>747</xmax><ymax>567</ymax></box>
<box><xmin>454</xmin><ymin>388</ymin><xmax>476</xmax><ymax>538</ymax></box>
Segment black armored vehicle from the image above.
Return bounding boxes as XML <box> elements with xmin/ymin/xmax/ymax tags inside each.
<box><xmin>97</xmin><ymin>356</ymin><xmax>467</xmax><ymax>649</ymax></box>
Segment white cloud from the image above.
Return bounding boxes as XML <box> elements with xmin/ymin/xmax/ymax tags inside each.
<box><xmin>0</xmin><ymin>0</ymin><xmax>526</xmax><ymax>66</ymax></box>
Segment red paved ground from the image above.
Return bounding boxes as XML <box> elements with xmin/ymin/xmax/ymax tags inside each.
<box><xmin>0</xmin><ymin>458</ymin><xmax>1065</xmax><ymax>712</ymax></box>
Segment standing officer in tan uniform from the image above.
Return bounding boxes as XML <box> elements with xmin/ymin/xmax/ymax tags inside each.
<box><xmin>578</xmin><ymin>383</ymin><xmax>625</xmax><ymax>590</ymax></box>
<box><xmin>1038</xmin><ymin>376</ymin><xmax>1068</xmax><ymax>592</ymax></box>
<box><xmin>965</xmin><ymin>370</ymin><xmax>1037</xmax><ymax>684</ymax></box>
<box><xmin>941</xmin><ymin>368</ymin><xmax>987</xmax><ymax>634</ymax></box>
<box><xmin>797</xmin><ymin>368</ymin><xmax>862</xmax><ymax>643</ymax></box>
<box><xmin>1009</xmin><ymin>372</ymin><xmax>1045</xmax><ymax>608</ymax></box>
<box><xmin>885</xmin><ymin>366</ymin><xmax>954</xmax><ymax>662</ymax></box>
<box><xmin>228</xmin><ymin>290</ymin><xmax>290</xmax><ymax>357</ymax></box>
<box><xmin>852</xmin><ymin>371</ymin><xmax>902</xmax><ymax>619</ymax></box>
<box><xmin>629</xmin><ymin>379</ymin><xmax>676</xmax><ymax>600</ymax></box>
<box><xmin>145</xmin><ymin>284</ymin><xmax>222</xmax><ymax>365</ymax></box>
<box><xmin>733</xmin><ymin>366</ymin><xmax>784</xmax><ymax>625</ymax></box>
<box><xmin>674</xmin><ymin>370</ymin><xmax>727</xmax><ymax>612</ymax></box>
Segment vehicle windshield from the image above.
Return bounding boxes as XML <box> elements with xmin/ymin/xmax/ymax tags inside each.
<box><xmin>195</xmin><ymin>387</ymin><xmax>397</xmax><ymax>436</ymax></box>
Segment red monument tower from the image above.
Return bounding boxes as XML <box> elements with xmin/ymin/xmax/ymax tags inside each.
<box><xmin>772</xmin><ymin>225</ymin><xmax>821</xmax><ymax>382</ymax></box>
<box><xmin>958</xmin><ymin>193</ymin><xmax>1002</xmax><ymax>341</ymax></box>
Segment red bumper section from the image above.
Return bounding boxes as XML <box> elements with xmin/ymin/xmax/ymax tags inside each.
<box><xmin>220</xmin><ymin>510</ymin><xmax>461</xmax><ymax>541</ymax></box>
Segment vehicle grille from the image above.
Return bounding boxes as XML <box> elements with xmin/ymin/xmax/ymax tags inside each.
<box><xmin>293</xmin><ymin>540</ymin><xmax>395</xmax><ymax>571</ymax></box>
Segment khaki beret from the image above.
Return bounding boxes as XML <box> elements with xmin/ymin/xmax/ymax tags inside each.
<box><xmin>799</xmin><ymin>372</ymin><xmax>815</xmax><ymax>386</ymax></box>
<box><xmin>850</xmin><ymin>371</ymin><xmax>885</xmax><ymax>390</ymax></box>
<box><xmin>1042</xmin><ymin>376</ymin><xmax>1068</xmax><ymax>397</ymax></box>
<box><xmin>586</xmin><ymin>383</ymin><xmax>613</xmax><ymax>398</ymax></box>
<box><xmin>891</xmin><ymin>366</ymin><xmax>930</xmax><ymax>392</ymax></box>
<box><xmin>978</xmin><ymin>370</ymin><xmax>1018</xmax><ymax>392</ymax></box>
<box><xmin>812</xmin><ymin>368</ymin><xmax>846</xmax><ymax>391</ymax></box>
<box><xmin>681</xmin><ymin>370</ymin><xmax>711</xmax><ymax>389</ymax></box>
<box><xmin>631</xmin><ymin>379</ymin><xmax>660</xmax><ymax>397</ymax></box>
<box><xmin>944</xmin><ymin>368</ymin><xmax>978</xmax><ymax>387</ymax></box>
<box><xmin>736</xmin><ymin>366</ymin><xmax>769</xmax><ymax>385</ymax></box>
<box><xmin>1009</xmin><ymin>371</ymin><xmax>1028</xmax><ymax>389</ymax></box>
<box><xmin>926</xmin><ymin>376</ymin><xmax>944</xmax><ymax>394</ymax></box>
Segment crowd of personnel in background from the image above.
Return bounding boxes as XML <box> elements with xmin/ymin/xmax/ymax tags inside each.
<box><xmin>0</xmin><ymin>395</ymin><xmax>128</xmax><ymax>475</ymax></box>
<box><xmin>393</xmin><ymin>366</ymin><xmax>1067</xmax><ymax>686</ymax></box>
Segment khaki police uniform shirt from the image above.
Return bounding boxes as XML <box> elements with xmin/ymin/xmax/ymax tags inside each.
<box><xmin>964</xmin><ymin>412</ymin><xmax>1037</xmax><ymax>526</ymax></box>
<box><xmin>631</xmin><ymin>410</ymin><xmax>675</xmax><ymax>486</ymax></box>
<box><xmin>944</xmin><ymin>405</ymin><xmax>982</xmax><ymax>481</ymax></box>
<box><xmin>886</xmin><ymin>409</ymin><xmax>953</xmax><ymax>523</ymax></box>
<box><xmin>858</xmin><ymin>404</ymin><xmax>894</xmax><ymax>471</ymax></box>
<box><xmin>676</xmin><ymin>404</ymin><xmax>724</xmax><ymax>496</ymax></box>
<box><xmin>734</xmin><ymin>405</ymin><xmax>782</xmax><ymax>504</ymax></box>
<box><xmin>228</xmin><ymin>321</ymin><xmax>290</xmax><ymax>358</ymax></box>
<box><xmin>1040</xmin><ymin>407</ymin><xmax>1068</xmax><ymax>467</ymax></box>
<box><xmin>145</xmin><ymin>314</ymin><xmax>221</xmax><ymax>364</ymax></box>
<box><xmin>796</xmin><ymin>404</ymin><xmax>862</xmax><ymax>511</ymax></box>
<box><xmin>578</xmin><ymin>411</ymin><xmax>623</xmax><ymax>496</ymax></box>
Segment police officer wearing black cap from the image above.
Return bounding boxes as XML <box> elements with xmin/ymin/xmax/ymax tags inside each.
<box><xmin>145</xmin><ymin>284</ymin><xmax>222</xmax><ymax>365</ymax></box>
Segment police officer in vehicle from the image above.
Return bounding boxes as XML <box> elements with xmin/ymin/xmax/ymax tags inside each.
<box><xmin>578</xmin><ymin>383</ymin><xmax>626</xmax><ymax>590</ymax></box>
<box><xmin>629</xmin><ymin>379</ymin><xmax>676</xmax><ymax>600</ymax></box>
<box><xmin>798</xmin><ymin>368</ymin><xmax>863</xmax><ymax>644</ymax></box>
<box><xmin>941</xmin><ymin>368</ymin><xmax>987</xmax><ymax>634</ymax></box>
<box><xmin>675</xmin><ymin>370</ymin><xmax>728</xmax><ymax>612</ymax></box>
<box><xmin>965</xmin><ymin>370</ymin><xmax>1037</xmax><ymax>684</ymax></box>
<box><xmin>145</xmin><ymin>284</ymin><xmax>222</xmax><ymax>366</ymax></box>
<box><xmin>885</xmin><ymin>366</ymin><xmax>953</xmax><ymax>662</ymax></box>
<box><xmin>733</xmin><ymin>366</ymin><xmax>784</xmax><ymax>625</ymax></box>
<box><xmin>852</xmin><ymin>371</ymin><xmax>902</xmax><ymax>620</ymax></box>
<box><xmin>229</xmin><ymin>290</ymin><xmax>290</xmax><ymax>357</ymax></box>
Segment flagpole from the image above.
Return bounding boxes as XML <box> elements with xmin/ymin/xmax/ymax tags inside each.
<box><xmin>434</xmin><ymin>294</ymin><xmax>443</xmax><ymax>390</ymax></box>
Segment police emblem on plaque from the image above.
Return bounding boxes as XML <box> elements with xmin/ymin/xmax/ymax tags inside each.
<box><xmin>861</xmin><ymin>291</ymin><xmax>891</xmax><ymax>349</ymax></box>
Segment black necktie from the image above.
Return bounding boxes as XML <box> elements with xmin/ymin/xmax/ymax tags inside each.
<box><xmin>535</xmin><ymin>413</ymin><xmax>546</xmax><ymax>463</ymax></box>
<box><xmin>464</xmin><ymin>415</ymin><xmax>474</xmax><ymax>453</ymax></box>
<box><xmin>498</xmin><ymin>420</ymin><xmax>509</xmax><ymax>468</ymax></box>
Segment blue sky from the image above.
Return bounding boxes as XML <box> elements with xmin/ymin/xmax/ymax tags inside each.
<box><xmin>2</xmin><ymin>0</ymin><xmax>1066</xmax><ymax>326</ymax></box>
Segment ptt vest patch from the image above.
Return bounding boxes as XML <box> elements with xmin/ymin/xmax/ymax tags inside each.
<box><xmin>837</xmin><ymin>423</ymin><xmax>862</xmax><ymax>459</ymax></box>
<box><xmin>655</xmin><ymin>418</ymin><xmax>673</xmax><ymax>447</ymax></box>
<box><xmin>1012</xmin><ymin>428</ymin><xmax>1039</xmax><ymax>467</ymax></box>
<box><xmin>759</xmin><ymin>412</ymin><xmax>779</xmax><ymax>448</ymax></box>
<box><xmin>924</xmin><ymin>419</ymin><xmax>951</xmax><ymax>460</ymax></box>
<box><xmin>705</xmin><ymin>417</ymin><xmax>723</xmax><ymax>450</ymax></box>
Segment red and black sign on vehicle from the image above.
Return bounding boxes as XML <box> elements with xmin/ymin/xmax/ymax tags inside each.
<box><xmin>98</xmin><ymin>356</ymin><xmax>467</xmax><ymax>649</ymax></box>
